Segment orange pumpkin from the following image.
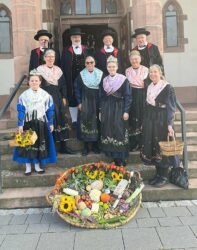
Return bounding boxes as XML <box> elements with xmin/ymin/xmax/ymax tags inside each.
<box><xmin>100</xmin><ymin>193</ymin><xmax>111</xmax><ymax>203</ymax></box>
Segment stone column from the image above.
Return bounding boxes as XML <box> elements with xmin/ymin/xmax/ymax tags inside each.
<box><xmin>10</xmin><ymin>0</ymin><xmax>42</xmax><ymax>118</ymax></box>
<box><xmin>11</xmin><ymin>0</ymin><xmax>42</xmax><ymax>81</ymax></box>
<box><xmin>131</xmin><ymin>0</ymin><xmax>163</xmax><ymax>52</ymax></box>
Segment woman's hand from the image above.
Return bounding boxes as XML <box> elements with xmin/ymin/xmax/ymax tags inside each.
<box><xmin>123</xmin><ymin>113</ymin><xmax>129</xmax><ymax>121</ymax></box>
<box><xmin>168</xmin><ymin>125</ymin><xmax>174</xmax><ymax>137</ymax></box>
<box><xmin>18</xmin><ymin>126</ymin><xmax>23</xmax><ymax>133</ymax></box>
<box><xmin>78</xmin><ymin>104</ymin><xmax>82</xmax><ymax>111</ymax></box>
<box><xmin>62</xmin><ymin>98</ymin><xmax>67</xmax><ymax>106</ymax></box>
<box><xmin>50</xmin><ymin>125</ymin><xmax>54</xmax><ymax>133</ymax></box>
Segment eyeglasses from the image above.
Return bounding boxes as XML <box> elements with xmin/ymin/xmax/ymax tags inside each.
<box><xmin>86</xmin><ymin>61</ymin><xmax>94</xmax><ymax>65</ymax></box>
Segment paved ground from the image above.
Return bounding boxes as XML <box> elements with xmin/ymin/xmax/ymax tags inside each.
<box><xmin>0</xmin><ymin>200</ymin><xmax>197</xmax><ymax>250</ymax></box>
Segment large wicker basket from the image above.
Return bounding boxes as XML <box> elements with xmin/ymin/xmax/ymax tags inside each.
<box><xmin>46</xmin><ymin>163</ymin><xmax>144</xmax><ymax>229</ymax></box>
<box><xmin>159</xmin><ymin>135</ymin><xmax>184</xmax><ymax>156</ymax></box>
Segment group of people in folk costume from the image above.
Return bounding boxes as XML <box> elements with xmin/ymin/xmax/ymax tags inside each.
<box><xmin>13</xmin><ymin>27</ymin><xmax>180</xmax><ymax>188</ymax></box>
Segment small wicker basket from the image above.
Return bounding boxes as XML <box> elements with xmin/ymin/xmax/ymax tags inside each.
<box><xmin>159</xmin><ymin>135</ymin><xmax>184</xmax><ymax>156</ymax></box>
<box><xmin>9</xmin><ymin>130</ymin><xmax>38</xmax><ymax>147</ymax></box>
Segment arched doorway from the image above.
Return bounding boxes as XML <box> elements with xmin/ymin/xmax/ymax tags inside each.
<box><xmin>62</xmin><ymin>26</ymin><xmax>118</xmax><ymax>49</ymax></box>
<box><xmin>52</xmin><ymin>0</ymin><xmax>131</xmax><ymax>66</ymax></box>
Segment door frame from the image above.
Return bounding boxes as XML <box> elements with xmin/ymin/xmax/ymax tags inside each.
<box><xmin>59</xmin><ymin>15</ymin><xmax>122</xmax><ymax>52</ymax></box>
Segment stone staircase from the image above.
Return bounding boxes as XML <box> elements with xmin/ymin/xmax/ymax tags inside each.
<box><xmin>0</xmin><ymin>105</ymin><xmax>197</xmax><ymax>208</ymax></box>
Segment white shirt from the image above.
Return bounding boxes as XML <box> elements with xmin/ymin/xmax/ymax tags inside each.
<box><xmin>104</xmin><ymin>45</ymin><xmax>114</xmax><ymax>53</ymax></box>
<box><xmin>72</xmin><ymin>45</ymin><xmax>82</xmax><ymax>55</ymax></box>
<box><xmin>138</xmin><ymin>42</ymin><xmax>148</xmax><ymax>50</ymax></box>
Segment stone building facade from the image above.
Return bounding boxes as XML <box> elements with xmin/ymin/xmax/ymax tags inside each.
<box><xmin>0</xmin><ymin>0</ymin><xmax>196</xmax><ymax>105</ymax></box>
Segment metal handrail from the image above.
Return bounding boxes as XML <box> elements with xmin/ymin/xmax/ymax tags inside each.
<box><xmin>0</xmin><ymin>74</ymin><xmax>27</xmax><ymax>193</ymax></box>
<box><xmin>176</xmin><ymin>100</ymin><xmax>188</xmax><ymax>174</ymax></box>
<box><xmin>0</xmin><ymin>75</ymin><xmax>27</xmax><ymax>119</ymax></box>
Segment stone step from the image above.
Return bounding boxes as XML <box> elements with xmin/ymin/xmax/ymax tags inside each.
<box><xmin>0</xmin><ymin>119</ymin><xmax>17</xmax><ymax>130</ymax></box>
<box><xmin>175</xmin><ymin>110</ymin><xmax>197</xmax><ymax>121</ymax></box>
<box><xmin>0</xmin><ymin>164</ymin><xmax>158</xmax><ymax>189</ymax></box>
<box><xmin>1</xmin><ymin>161</ymin><xmax>196</xmax><ymax>189</ymax></box>
<box><xmin>174</xmin><ymin>120</ymin><xmax>197</xmax><ymax>133</ymax></box>
<box><xmin>0</xmin><ymin>178</ymin><xmax>197</xmax><ymax>208</ymax></box>
<box><xmin>176</xmin><ymin>132</ymin><xmax>197</xmax><ymax>145</ymax></box>
<box><xmin>1</xmin><ymin>146</ymin><xmax>197</xmax><ymax>171</ymax></box>
<box><xmin>0</xmin><ymin>128</ymin><xmax>16</xmax><ymax>141</ymax></box>
<box><xmin>0</xmin><ymin>152</ymin><xmax>141</xmax><ymax>171</ymax></box>
<box><xmin>0</xmin><ymin>137</ymin><xmax>83</xmax><ymax>155</ymax></box>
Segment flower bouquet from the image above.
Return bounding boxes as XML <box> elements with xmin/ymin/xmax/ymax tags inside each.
<box><xmin>9</xmin><ymin>129</ymin><xmax>38</xmax><ymax>147</ymax></box>
<box><xmin>46</xmin><ymin>162</ymin><xmax>144</xmax><ymax>229</ymax></box>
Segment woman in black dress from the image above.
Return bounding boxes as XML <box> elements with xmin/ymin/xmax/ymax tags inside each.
<box><xmin>141</xmin><ymin>64</ymin><xmax>180</xmax><ymax>187</ymax></box>
<box><xmin>126</xmin><ymin>50</ymin><xmax>149</xmax><ymax>151</ymax></box>
<box><xmin>37</xmin><ymin>49</ymin><xmax>73</xmax><ymax>154</ymax></box>
<box><xmin>100</xmin><ymin>56</ymin><xmax>131</xmax><ymax>166</ymax></box>
<box><xmin>74</xmin><ymin>56</ymin><xmax>103</xmax><ymax>155</ymax></box>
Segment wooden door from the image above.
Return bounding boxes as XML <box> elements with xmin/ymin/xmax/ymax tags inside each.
<box><xmin>120</xmin><ymin>12</ymin><xmax>131</xmax><ymax>69</ymax></box>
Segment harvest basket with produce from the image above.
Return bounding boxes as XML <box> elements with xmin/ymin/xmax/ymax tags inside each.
<box><xmin>46</xmin><ymin>162</ymin><xmax>144</xmax><ymax>229</ymax></box>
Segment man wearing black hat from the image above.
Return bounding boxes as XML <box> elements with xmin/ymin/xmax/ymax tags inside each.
<box><xmin>95</xmin><ymin>29</ymin><xmax>123</xmax><ymax>76</ymax></box>
<box><xmin>132</xmin><ymin>28</ymin><xmax>164</xmax><ymax>73</ymax></box>
<box><xmin>61</xmin><ymin>27</ymin><xmax>88</xmax><ymax>128</ymax></box>
<box><xmin>29</xmin><ymin>29</ymin><xmax>60</xmax><ymax>71</ymax></box>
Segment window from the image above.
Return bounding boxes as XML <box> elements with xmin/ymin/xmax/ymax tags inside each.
<box><xmin>0</xmin><ymin>6</ymin><xmax>12</xmax><ymax>54</ymax></box>
<box><xmin>75</xmin><ymin>0</ymin><xmax>86</xmax><ymax>15</ymax></box>
<box><xmin>165</xmin><ymin>5</ymin><xmax>178</xmax><ymax>47</ymax></box>
<box><xmin>60</xmin><ymin>0</ymin><xmax>72</xmax><ymax>15</ymax></box>
<box><xmin>105</xmin><ymin>0</ymin><xmax>117</xmax><ymax>14</ymax></box>
<box><xmin>163</xmin><ymin>0</ymin><xmax>187</xmax><ymax>52</ymax></box>
<box><xmin>60</xmin><ymin>0</ymin><xmax>118</xmax><ymax>15</ymax></box>
<box><xmin>90</xmin><ymin>0</ymin><xmax>102</xmax><ymax>14</ymax></box>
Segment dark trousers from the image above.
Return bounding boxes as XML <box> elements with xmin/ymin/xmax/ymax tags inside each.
<box><xmin>156</xmin><ymin>155</ymin><xmax>180</xmax><ymax>169</ymax></box>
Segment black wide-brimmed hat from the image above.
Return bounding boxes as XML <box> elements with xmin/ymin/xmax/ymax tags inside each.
<box><xmin>101</xmin><ymin>29</ymin><xmax>116</xmax><ymax>40</ymax></box>
<box><xmin>69</xmin><ymin>27</ymin><xmax>85</xmax><ymax>36</ymax></box>
<box><xmin>34</xmin><ymin>29</ymin><xmax>52</xmax><ymax>41</ymax></box>
<box><xmin>132</xmin><ymin>28</ymin><xmax>150</xmax><ymax>38</ymax></box>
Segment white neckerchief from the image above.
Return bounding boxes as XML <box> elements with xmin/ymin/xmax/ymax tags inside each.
<box><xmin>19</xmin><ymin>88</ymin><xmax>53</xmax><ymax>122</ymax></box>
<box><xmin>72</xmin><ymin>44</ymin><xmax>82</xmax><ymax>55</ymax></box>
<box><xmin>138</xmin><ymin>42</ymin><xmax>148</xmax><ymax>51</ymax></box>
<box><xmin>104</xmin><ymin>45</ymin><xmax>114</xmax><ymax>53</ymax></box>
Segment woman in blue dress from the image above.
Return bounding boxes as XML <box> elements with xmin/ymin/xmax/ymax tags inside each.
<box><xmin>13</xmin><ymin>70</ymin><xmax>56</xmax><ymax>175</ymax></box>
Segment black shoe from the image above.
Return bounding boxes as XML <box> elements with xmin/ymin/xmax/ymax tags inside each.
<box><xmin>148</xmin><ymin>175</ymin><xmax>160</xmax><ymax>185</ymax></box>
<box><xmin>148</xmin><ymin>166</ymin><xmax>160</xmax><ymax>185</ymax></box>
<box><xmin>59</xmin><ymin>147</ymin><xmax>76</xmax><ymax>154</ymax></box>
<box><xmin>92</xmin><ymin>147</ymin><xmax>100</xmax><ymax>154</ymax></box>
<box><xmin>35</xmin><ymin>169</ymin><xmax>45</xmax><ymax>174</ymax></box>
<box><xmin>153</xmin><ymin>176</ymin><xmax>169</xmax><ymax>188</ymax></box>
<box><xmin>153</xmin><ymin>167</ymin><xmax>169</xmax><ymax>188</ymax></box>
<box><xmin>82</xmin><ymin>147</ymin><xmax>89</xmax><ymax>156</ymax></box>
<box><xmin>24</xmin><ymin>172</ymin><xmax>31</xmax><ymax>176</ymax></box>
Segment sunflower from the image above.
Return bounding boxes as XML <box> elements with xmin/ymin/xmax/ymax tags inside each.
<box><xmin>59</xmin><ymin>195</ymin><xmax>76</xmax><ymax>213</ymax></box>
<box><xmin>117</xmin><ymin>173</ymin><xmax>123</xmax><ymax>181</ymax></box>
<box><xmin>86</xmin><ymin>170</ymin><xmax>98</xmax><ymax>180</ymax></box>
<box><xmin>99</xmin><ymin>171</ymin><xmax>105</xmax><ymax>179</ymax></box>
<box><xmin>111</xmin><ymin>172</ymin><xmax>119</xmax><ymax>181</ymax></box>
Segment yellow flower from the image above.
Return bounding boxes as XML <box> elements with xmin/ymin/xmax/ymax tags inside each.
<box><xmin>59</xmin><ymin>195</ymin><xmax>76</xmax><ymax>213</ymax></box>
<box><xmin>111</xmin><ymin>171</ymin><xmax>119</xmax><ymax>181</ymax></box>
<box><xmin>99</xmin><ymin>171</ymin><xmax>105</xmax><ymax>179</ymax></box>
<box><xmin>86</xmin><ymin>170</ymin><xmax>98</xmax><ymax>180</ymax></box>
<box><xmin>117</xmin><ymin>173</ymin><xmax>123</xmax><ymax>181</ymax></box>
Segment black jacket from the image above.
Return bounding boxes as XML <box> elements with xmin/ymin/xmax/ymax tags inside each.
<box><xmin>133</xmin><ymin>43</ymin><xmax>164</xmax><ymax>73</ymax></box>
<box><xmin>95</xmin><ymin>47</ymin><xmax>123</xmax><ymax>76</ymax></box>
<box><xmin>29</xmin><ymin>48</ymin><xmax>60</xmax><ymax>72</ymax></box>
